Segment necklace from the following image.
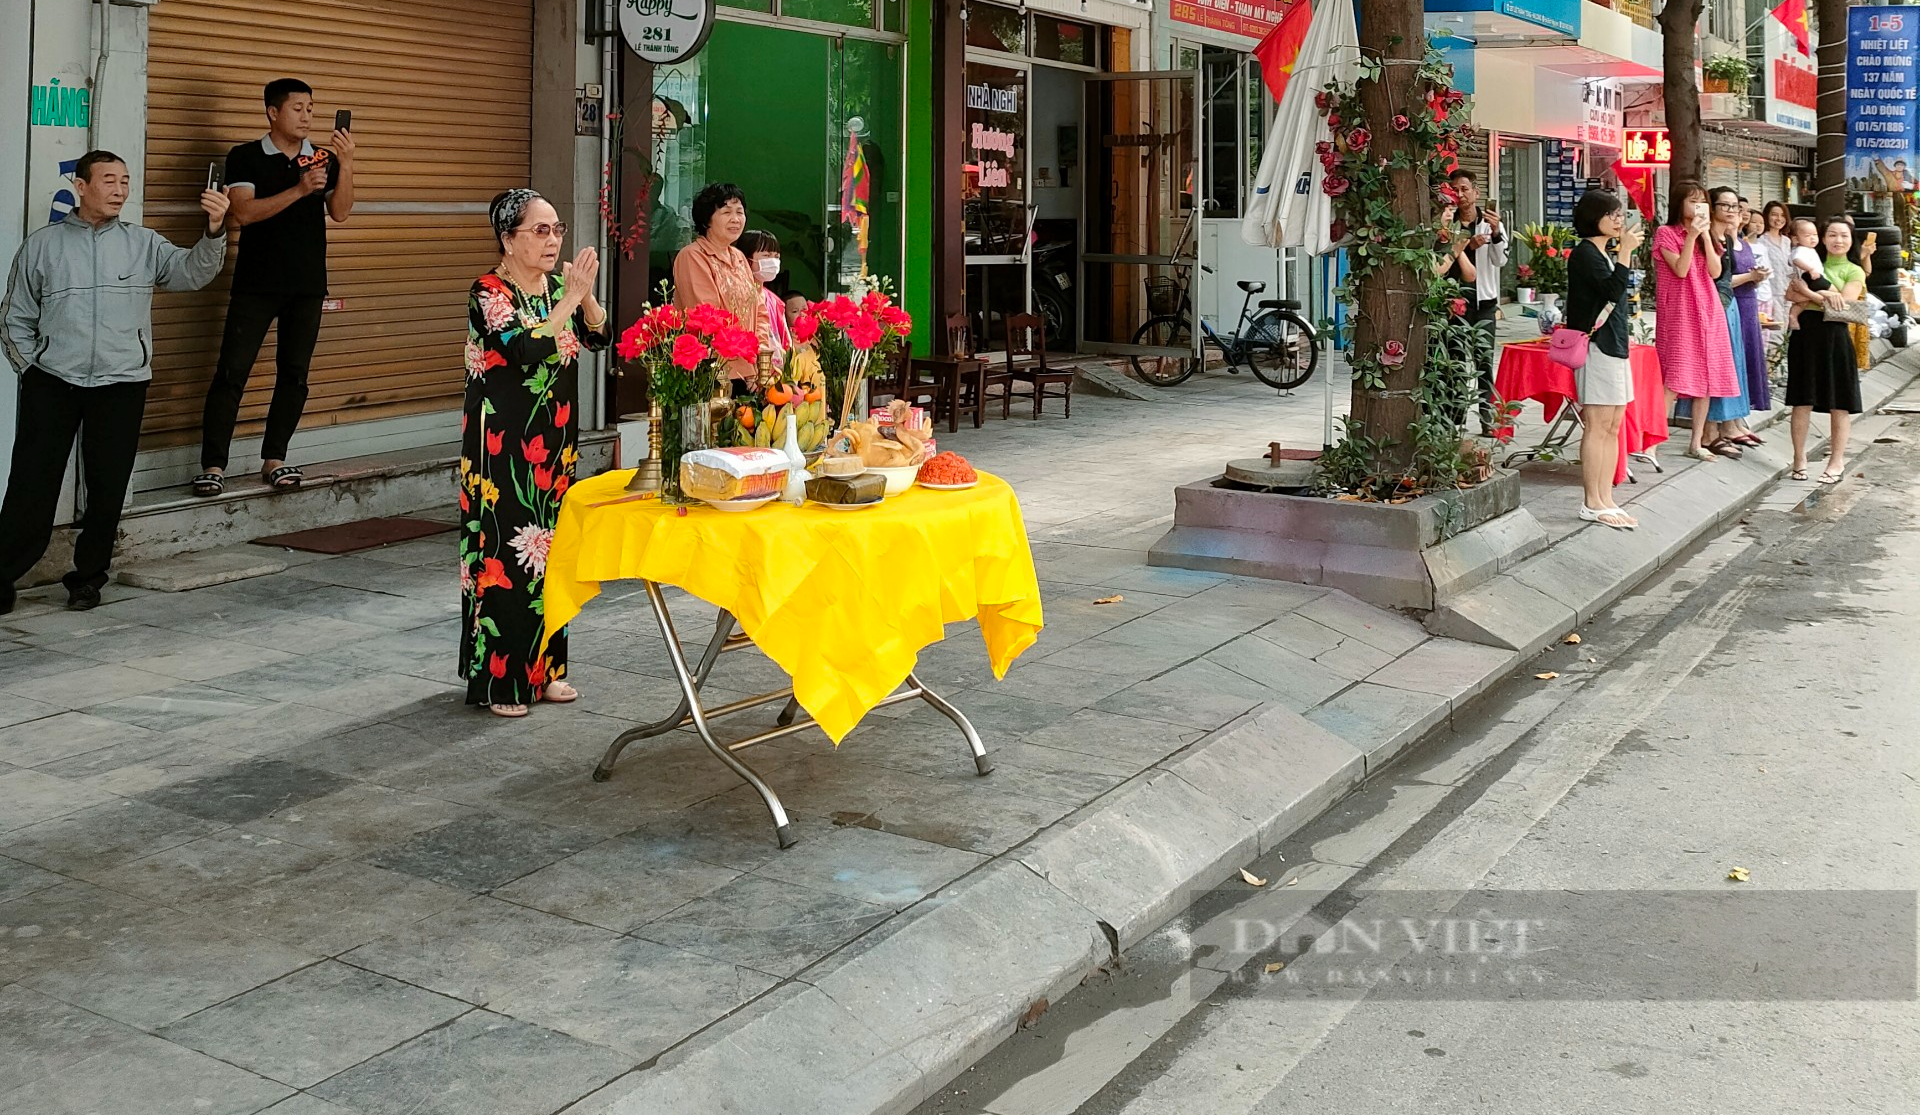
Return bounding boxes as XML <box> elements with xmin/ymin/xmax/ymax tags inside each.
<box><xmin>494</xmin><ymin>264</ymin><xmax>548</xmax><ymax>301</ymax></box>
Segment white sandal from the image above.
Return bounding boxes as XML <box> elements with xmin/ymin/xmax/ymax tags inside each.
<box><xmin>542</xmin><ymin>680</ymin><xmax>579</xmax><ymax>704</ymax></box>
<box><xmin>1579</xmin><ymin>505</ymin><xmax>1636</xmax><ymax>531</ymax></box>
<box><xmin>488</xmin><ymin>703</ymin><xmax>529</xmax><ymax>718</ymax></box>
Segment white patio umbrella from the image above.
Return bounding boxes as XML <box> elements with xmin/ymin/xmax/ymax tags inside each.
<box><xmin>1239</xmin><ymin>0</ymin><xmax>1361</xmax><ymax>449</ymax></box>
<box><xmin>1240</xmin><ymin>0</ymin><xmax>1363</xmax><ymax>255</ymax></box>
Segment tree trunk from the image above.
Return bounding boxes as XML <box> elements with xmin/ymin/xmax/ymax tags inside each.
<box><xmin>1348</xmin><ymin>0</ymin><xmax>1429</xmax><ymax>466</ymax></box>
<box><xmin>1657</xmin><ymin>0</ymin><xmax>1705</xmax><ymax>188</ymax></box>
<box><xmin>1814</xmin><ymin>0</ymin><xmax>1849</xmax><ymax>219</ymax></box>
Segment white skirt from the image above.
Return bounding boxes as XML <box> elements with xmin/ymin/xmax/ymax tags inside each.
<box><xmin>1576</xmin><ymin>347</ymin><xmax>1633</xmax><ymax>407</ymax></box>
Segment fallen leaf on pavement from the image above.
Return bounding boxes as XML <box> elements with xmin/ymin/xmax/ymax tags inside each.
<box><xmin>1758</xmin><ymin>766</ymin><xmax>1769</xmax><ymax>774</ymax></box>
<box><xmin>1727</xmin><ymin>867</ymin><xmax>1750</xmax><ymax>883</ymax></box>
<box><xmin>1563</xmin><ymin>633</ymin><xmax>1582</xmax><ymax>645</ymax></box>
<box><xmin>1285</xmin><ymin>877</ymin><xmax>1299</xmax><ymax>886</ymax></box>
<box><xmin>1092</xmin><ymin>595</ymin><xmax>1125</xmax><ymax>605</ymax></box>
<box><xmin>1264</xmin><ymin>962</ymin><xmax>1286</xmax><ymax>973</ymax></box>
<box><xmin>1240</xmin><ymin>868</ymin><xmax>1267</xmax><ymax>887</ymax></box>
<box><xmin>1535</xmin><ymin>672</ymin><xmax>1560</xmax><ymax>680</ymax></box>
<box><xmin>1019</xmin><ymin>998</ymin><xmax>1049</xmax><ymax>1028</ymax></box>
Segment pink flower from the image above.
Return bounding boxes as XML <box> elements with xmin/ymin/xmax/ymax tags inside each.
<box><xmin>1314</xmin><ymin>90</ymin><xmax>1331</xmax><ymax>113</ymax></box>
<box><xmin>1322</xmin><ymin>175</ymin><xmax>1351</xmax><ymax>198</ymax></box>
<box><xmin>711</xmin><ymin>326</ymin><xmax>759</xmax><ymax>362</ymax></box>
<box><xmin>1449</xmin><ymin>297</ymin><xmax>1468</xmax><ymax>316</ymax></box>
<box><xmin>509</xmin><ymin>524</ymin><xmax>553</xmax><ymax>575</ymax></box>
<box><xmin>464</xmin><ymin>340</ymin><xmax>485</xmax><ymax>378</ymax></box>
<box><xmin>1347</xmin><ymin>128</ymin><xmax>1371</xmax><ymax>153</ymax></box>
<box><xmin>1517</xmin><ymin>264</ymin><xmax>1535</xmax><ymax>280</ymax></box>
<box><xmin>1328</xmin><ymin>113</ymin><xmax>1342</xmax><ymax>129</ymax></box>
<box><xmin>555</xmin><ymin>329</ymin><xmax>580</xmax><ymax>362</ymax></box>
<box><xmin>845</xmin><ymin>314</ymin><xmax>884</xmax><ymax>351</ymax></box>
<box><xmin>1315</xmin><ymin>140</ymin><xmax>1333</xmax><ymax>158</ymax></box>
<box><xmin>861</xmin><ymin>291</ymin><xmax>889</xmax><ymax>315</ymax></box>
<box><xmin>616</xmin><ymin>321</ymin><xmax>653</xmax><ymax>360</ymax></box>
<box><xmin>686</xmin><ymin>302</ymin><xmax>733</xmax><ymax>335</ymax></box>
<box><xmin>1437</xmin><ymin>185</ymin><xmax>1460</xmax><ymax>208</ymax></box>
<box><xmin>1319</xmin><ymin>151</ymin><xmax>1339</xmax><ymax>173</ymax></box>
<box><xmin>792</xmin><ymin>310</ymin><xmax>820</xmax><ymax>343</ymax></box>
<box><xmin>821</xmin><ymin>296</ymin><xmax>863</xmax><ymax>329</ymax></box>
<box><xmin>479</xmin><ymin>287</ymin><xmax>515</xmax><ymax>332</ymax></box>
<box><xmin>1392</xmin><ymin>114</ymin><xmax>1411</xmax><ymax>132</ymax></box>
<box><xmin>1380</xmin><ymin>340</ymin><xmax>1407</xmax><ymax>367</ymax></box>
<box><xmin>1329</xmin><ymin>219</ymin><xmax>1348</xmax><ymax>242</ymax></box>
<box><xmin>671</xmin><ymin>333</ymin><xmax>710</xmax><ymax>370</ymax></box>
<box><xmin>879</xmin><ymin>305</ymin><xmax>913</xmax><ymax>335</ymax></box>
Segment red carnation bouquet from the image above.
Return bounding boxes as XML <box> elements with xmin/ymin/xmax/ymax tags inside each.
<box><xmin>790</xmin><ymin>284</ymin><xmax>913</xmax><ymax>425</ymax></box>
<box><xmin>615</xmin><ymin>288</ymin><xmax>753</xmax><ymax>500</ymax></box>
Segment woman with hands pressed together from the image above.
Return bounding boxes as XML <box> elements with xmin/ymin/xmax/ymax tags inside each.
<box><xmin>1652</xmin><ymin>182</ymin><xmax>1740</xmax><ymax>462</ymax></box>
<box><xmin>459</xmin><ymin>189</ymin><xmax>609</xmax><ymax>718</ymax></box>
<box><xmin>1686</xmin><ymin>186</ymin><xmax>1755</xmax><ymax>457</ymax></box>
<box><xmin>1565</xmin><ymin>189</ymin><xmax>1643</xmax><ymax>530</ymax></box>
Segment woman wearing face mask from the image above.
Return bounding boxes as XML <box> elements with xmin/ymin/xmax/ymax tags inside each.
<box><xmin>672</xmin><ymin>182</ymin><xmax>768</xmax><ymax>389</ymax></box>
<box><xmin>741</xmin><ymin>229</ymin><xmax>794</xmax><ymax>371</ymax></box>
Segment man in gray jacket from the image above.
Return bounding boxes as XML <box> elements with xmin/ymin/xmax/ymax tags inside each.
<box><xmin>0</xmin><ymin>150</ymin><xmax>230</xmax><ymax>612</ymax></box>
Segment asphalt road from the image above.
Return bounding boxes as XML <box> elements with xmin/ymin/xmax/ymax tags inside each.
<box><xmin>915</xmin><ymin>417</ymin><xmax>1920</xmax><ymax>1115</ymax></box>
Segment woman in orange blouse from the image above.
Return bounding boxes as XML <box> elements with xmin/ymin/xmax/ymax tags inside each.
<box><xmin>673</xmin><ymin>182</ymin><xmax>768</xmax><ymax>390</ymax></box>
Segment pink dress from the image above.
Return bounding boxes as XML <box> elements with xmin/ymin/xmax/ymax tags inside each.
<box><xmin>1652</xmin><ymin>224</ymin><xmax>1739</xmax><ymax>399</ymax></box>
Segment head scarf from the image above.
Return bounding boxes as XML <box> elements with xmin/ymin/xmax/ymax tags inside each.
<box><xmin>488</xmin><ymin>188</ymin><xmax>541</xmax><ymax>251</ymax></box>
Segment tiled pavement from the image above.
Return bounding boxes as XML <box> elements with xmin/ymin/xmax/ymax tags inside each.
<box><xmin>0</xmin><ymin>352</ymin><xmax>1766</xmax><ymax>1114</ymax></box>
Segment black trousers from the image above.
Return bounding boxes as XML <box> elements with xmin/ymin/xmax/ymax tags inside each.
<box><xmin>1468</xmin><ymin>298</ymin><xmax>1500</xmax><ymax>428</ymax></box>
<box><xmin>0</xmin><ymin>369</ymin><xmax>149</xmax><ymax>596</ymax></box>
<box><xmin>201</xmin><ymin>291</ymin><xmax>325</xmax><ymax>471</ymax></box>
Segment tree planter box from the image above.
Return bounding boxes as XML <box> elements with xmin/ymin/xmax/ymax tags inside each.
<box><xmin>1148</xmin><ymin>469</ymin><xmax>1546</xmax><ymax>611</ymax></box>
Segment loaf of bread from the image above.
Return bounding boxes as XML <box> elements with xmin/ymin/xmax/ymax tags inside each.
<box><xmin>804</xmin><ymin>473</ymin><xmax>885</xmax><ymax>506</ymax></box>
<box><xmin>680</xmin><ymin>447</ymin><xmax>789</xmax><ymax>503</ymax></box>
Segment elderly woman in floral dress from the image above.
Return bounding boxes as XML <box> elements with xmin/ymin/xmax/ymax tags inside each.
<box><xmin>459</xmin><ymin>189</ymin><xmax>608</xmax><ymax>718</ymax></box>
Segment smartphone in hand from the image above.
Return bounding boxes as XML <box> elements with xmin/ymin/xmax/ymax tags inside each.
<box><xmin>207</xmin><ymin>162</ymin><xmax>225</xmax><ymax>192</ymax></box>
<box><xmin>335</xmin><ymin>109</ymin><xmax>351</xmax><ymax>132</ymax></box>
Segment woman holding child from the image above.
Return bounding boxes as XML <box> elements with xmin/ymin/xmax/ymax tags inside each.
<box><xmin>1784</xmin><ymin>216</ymin><xmax>1864</xmax><ymax>485</ymax></box>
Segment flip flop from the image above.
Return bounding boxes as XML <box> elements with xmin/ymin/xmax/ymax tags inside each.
<box><xmin>1817</xmin><ymin>471</ymin><xmax>1844</xmax><ymax>485</ymax></box>
<box><xmin>1579</xmin><ymin>505</ymin><xmax>1636</xmax><ymax>530</ymax></box>
<box><xmin>1790</xmin><ymin>468</ymin><xmax>1808</xmax><ymax>481</ymax></box>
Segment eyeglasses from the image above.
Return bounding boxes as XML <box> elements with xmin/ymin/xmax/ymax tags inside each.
<box><xmin>515</xmin><ymin>223</ymin><xmax>568</xmax><ymax>238</ymax></box>
<box><xmin>1711</xmin><ymin>202</ymin><xmax>1739</xmax><ymax>210</ymax></box>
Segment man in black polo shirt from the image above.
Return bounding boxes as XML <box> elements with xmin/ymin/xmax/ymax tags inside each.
<box><xmin>194</xmin><ymin>76</ymin><xmax>356</xmax><ymax>494</ymax></box>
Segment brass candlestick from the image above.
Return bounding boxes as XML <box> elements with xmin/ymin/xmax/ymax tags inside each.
<box><xmin>625</xmin><ymin>399</ymin><xmax>664</xmax><ymax>493</ymax></box>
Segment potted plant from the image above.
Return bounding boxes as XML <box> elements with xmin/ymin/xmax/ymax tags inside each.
<box><xmin>1519</xmin><ymin>223</ymin><xmax>1577</xmax><ymax>306</ymax></box>
<box><xmin>1703</xmin><ymin>54</ymin><xmax>1753</xmax><ymax>94</ymax></box>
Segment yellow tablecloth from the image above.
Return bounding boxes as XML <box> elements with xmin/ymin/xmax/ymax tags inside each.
<box><xmin>543</xmin><ymin>468</ymin><xmax>1045</xmax><ymax>743</ymax></box>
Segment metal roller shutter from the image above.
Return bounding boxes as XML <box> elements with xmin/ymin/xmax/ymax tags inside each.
<box><xmin>142</xmin><ymin>0</ymin><xmax>533</xmax><ymax>452</ymax></box>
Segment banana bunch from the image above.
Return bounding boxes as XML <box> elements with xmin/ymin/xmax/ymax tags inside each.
<box><xmin>732</xmin><ymin>396</ymin><xmax>830</xmax><ymax>452</ymax></box>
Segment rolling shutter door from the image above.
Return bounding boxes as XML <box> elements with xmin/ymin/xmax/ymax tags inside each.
<box><xmin>142</xmin><ymin>0</ymin><xmax>532</xmax><ymax>452</ymax></box>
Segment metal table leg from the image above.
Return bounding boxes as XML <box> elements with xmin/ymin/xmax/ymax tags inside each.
<box><xmin>588</xmin><ymin>582</ymin><xmax>997</xmax><ymax>847</ymax></box>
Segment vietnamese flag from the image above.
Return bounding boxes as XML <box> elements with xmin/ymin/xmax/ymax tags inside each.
<box><xmin>1611</xmin><ymin>161</ymin><xmax>1658</xmax><ymax>226</ymax></box>
<box><xmin>1770</xmin><ymin>0</ymin><xmax>1811</xmax><ymax>58</ymax></box>
<box><xmin>1254</xmin><ymin>1</ymin><xmax>1314</xmax><ymax>106</ymax></box>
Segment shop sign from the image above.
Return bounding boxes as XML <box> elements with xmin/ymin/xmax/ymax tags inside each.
<box><xmin>963</xmin><ymin>64</ymin><xmax>1027</xmax><ymax>257</ymax></box>
<box><xmin>1762</xmin><ymin>20</ymin><xmax>1815</xmax><ymax>134</ymax></box>
<box><xmin>29</xmin><ymin>78</ymin><xmax>89</xmax><ymax>128</ymax></box>
<box><xmin>1620</xmin><ymin>128</ymin><xmax>1671</xmax><ymax>168</ymax></box>
<box><xmin>1845</xmin><ymin>7</ymin><xmax>1919</xmax><ymax>185</ymax></box>
<box><xmin>1579</xmin><ymin>80</ymin><xmax>1621</xmax><ymax>148</ymax></box>
<box><xmin>1168</xmin><ymin>0</ymin><xmax>1291</xmax><ymax>42</ymax></box>
<box><xmin>618</xmin><ymin>0</ymin><xmax>715</xmax><ymax>65</ymax></box>
<box><xmin>1424</xmin><ymin>0</ymin><xmax>1581</xmax><ymax>39</ymax></box>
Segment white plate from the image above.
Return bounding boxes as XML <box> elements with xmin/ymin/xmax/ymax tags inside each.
<box><xmin>811</xmin><ymin>499</ymin><xmax>882</xmax><ymax>511</ymax></box>
<box><xmin>917</xmin><ymin>480</ymin><xmax>978</xmax><ymax>491</ymax></box>
<box><xmin>701</xmin><ymin>494</ymin><xmax>780</xmax><ymax>513</ymax></box>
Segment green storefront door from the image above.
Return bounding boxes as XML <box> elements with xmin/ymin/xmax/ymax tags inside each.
<box><xmin>649</xmin><ymin>20</ymin><xmax>902</xmax><ymax>305</ymax></box>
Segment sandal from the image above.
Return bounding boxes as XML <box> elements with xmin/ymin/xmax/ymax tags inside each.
<box><xmin>488</xmin><ymin>703</ymin><xmax>530</xmax><ymax>718</ymax></box>
<box><xmin>1707</xmin><ymin>439</ymin><xmax>1744</xmax><ymax>459</ymax></box>
<box><xmin>1732</xmin><ymin>433</ymin><xmax>1764</xmax><ymax>447</ymax></box>
<box><xmin>262</xmin><ymin>465</ymin><xmax>303</xmax><ymax>490</ymax></box>
<box><xmin>1817</xmin><ymin>471</ymin><xmax>1844</xmax><ymax>485</ymax></box>
<box><xmin>191</xmin><ymin>472</ymin><xmax>225</xmax><ymax>497</ymax></box>
<box><xmin>1685</xmin><ymin>447</ymin><xmax>1718</xmax><ymax>463</ymax></box>
<box><xmin>1790</xmin><ymin>468</ymin><xmax>1808</xmax><ymax>481</ymax></box>
<box><xmin>542</xmin><ymin>680</ymin><xmax>579</xmax><ymax>704</ymax></box>
<box><xmin>1579</xmin><ymin>505</ymin><xmax>1636</xmax><ymax>530</ymax></box>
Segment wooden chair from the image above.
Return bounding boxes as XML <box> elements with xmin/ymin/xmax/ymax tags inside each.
<box><xmin>909</xmin><ymin>312</ymin><xmax>1000</xmax><ymax>431</ymax></box>
<box><xmin>867</xmin><ymin>339</ymin><xmax>920</xmax><ymax>412</ymax></box>
<box><xmin>1002</xmin><ymin>312</ymin><xmax>1075</xmax><ymax>419</ymax></box>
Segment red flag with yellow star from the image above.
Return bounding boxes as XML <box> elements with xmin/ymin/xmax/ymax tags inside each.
<box><xmin>1254</xmin><ymin>1</ymin><xmax>1313</xmax><ymax>106</ymax></box>
<box><xmin>1770</xmin><ymin>0</ymin><xmax>1811</xmax><ymax>58</ymax></box>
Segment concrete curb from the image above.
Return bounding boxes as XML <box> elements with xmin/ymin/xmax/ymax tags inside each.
<box><xmin>595</xmin><ymin>350</ymin><xmax>1920</xmax><ymax>1115</ymax></box>
<box><xmin>1429</xmin><ymin>353</ymin><xmax>1920</xmax><ymax>656</ymax></box>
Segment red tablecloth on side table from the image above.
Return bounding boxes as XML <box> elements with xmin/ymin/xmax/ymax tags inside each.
<box><xmin>1494</xmin><ymin>339</ymin><xmax>1668</xmax><ymax>485</ymax></box>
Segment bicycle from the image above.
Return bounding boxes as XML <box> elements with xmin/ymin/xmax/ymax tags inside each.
<box><xmin>1128</xmin><ymin>261</ymin><xmax>1319</xmax><ymax>390</ymax></box>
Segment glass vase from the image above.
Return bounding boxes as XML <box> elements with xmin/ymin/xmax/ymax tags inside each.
<box><xmin>660</xmin><ymin>401</ymin><xmax>711</xmax><ymax>504</ymax></box>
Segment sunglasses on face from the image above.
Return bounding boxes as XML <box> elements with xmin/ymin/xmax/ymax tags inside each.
<box><xmin>516</xmin><ymin>223</ymin><xmax>568</xmax><ymax>238</ymax></box>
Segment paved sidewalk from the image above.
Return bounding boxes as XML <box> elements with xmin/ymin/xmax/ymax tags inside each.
<box><xmin>0</xmin><ymin>344</ymin><xmax>1907</xmax><ymax>1115</ymax></box>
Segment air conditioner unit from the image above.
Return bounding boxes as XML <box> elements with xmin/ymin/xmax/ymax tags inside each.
<box><xmin>1700</xmin><ymin>92</ymin><xmax>1748</xmax><ymax>121</ymax></box>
